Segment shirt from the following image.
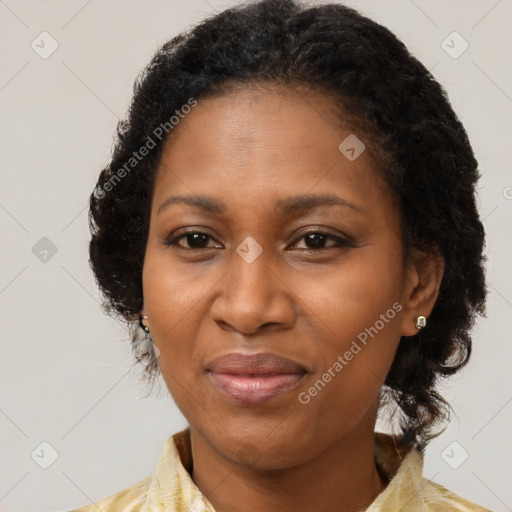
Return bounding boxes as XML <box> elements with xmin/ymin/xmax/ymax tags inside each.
<box><xmin>69</xmin><ymin>428</ymin><xmax>492</xmax><ymax>511</ymax></box>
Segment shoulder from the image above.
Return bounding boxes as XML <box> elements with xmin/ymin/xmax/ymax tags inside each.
<box><xmin>372</xmin><ymin>433</ymin><xmax>493</xmax><ymax>512</ymax></box>
<box><xmin>66</xmin><ymin>428</ymin><xmax>193</xmax><ymax>512</ymax></box>
<box><xmin>420</xmin><ymin>478</ymin><xmax>493</xmax><ymax>511</ymax></box>
<box><xmin>67</xmin><ymin>474</ymin><xmax>152</xmax><ymax>512</ymax></box>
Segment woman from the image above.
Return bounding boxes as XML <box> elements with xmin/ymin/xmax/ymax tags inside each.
<box><xmin>72</xmin><ymin>0</ymin><xmax>490</xmax><ymax>510</ymax></box>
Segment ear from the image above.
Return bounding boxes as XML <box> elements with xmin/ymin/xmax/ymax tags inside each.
<box><xmin>400</xmin><ymin>246</ymin><xmax>445</xmax><ymax>337</ymax></box>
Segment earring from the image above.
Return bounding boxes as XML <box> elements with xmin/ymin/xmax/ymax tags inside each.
<box><xmin>139</xmin><ymin>315</ymin><xmax>150</xmax><ymax>333</ymax></box>
<box><xmin>416</xmin><ymin>315</ymin><xmax>426</xmax><ymax>330</ymax></box>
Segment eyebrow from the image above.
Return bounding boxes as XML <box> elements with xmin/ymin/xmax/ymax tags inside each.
<box><xmin>157</xmin><ymin>193</ymin><xmax>363</xmax><ymax>216</ymax></box>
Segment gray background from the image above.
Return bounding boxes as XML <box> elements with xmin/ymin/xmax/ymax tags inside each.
<box><xmin>0</xmin><ymin>0</ymin><xmax>510</xmax><ymax>511</ymax></box>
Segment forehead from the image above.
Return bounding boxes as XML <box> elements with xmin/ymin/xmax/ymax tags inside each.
<box><xmin>161</xmin><ymin>84</ymin><xmax>345</xmax><ymax>159</ymax></box>
<box><xmin>152</xmin><ymin>84</ymin><xmax>391</xmax><ymax>214</ymax></box>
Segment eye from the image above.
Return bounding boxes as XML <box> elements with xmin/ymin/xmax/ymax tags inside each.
<box><xmin>164</xmin><ymin>231</ymin><xmax>221</xmax><ymax>250</ymax></box>
<box><xmin>164</xmin><ymin>229</ymin><xmax>354</xmax><ymax>251</ymax></box>
<box><xmin>289</xmin><ymin>230</ymin><xmax>354</xmax><ymax>250</ymax></box>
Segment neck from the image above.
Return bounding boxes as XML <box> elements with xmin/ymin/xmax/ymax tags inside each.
<box><xmin>190</xmin><ymin>424</ymin><xmax>387</xmax><ymax>512</ymax></box>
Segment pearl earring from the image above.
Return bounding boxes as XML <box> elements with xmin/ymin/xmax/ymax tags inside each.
<box><xmin>416</xmin><ymin>315</ymin><xmax>426</xmax><ymax>330</ymax></box>
<box><xmin>139</xmin><ymin>315</ymin><xmax>150</xmax><ymax>333</ymax></box>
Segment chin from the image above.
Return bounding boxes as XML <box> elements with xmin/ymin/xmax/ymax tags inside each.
<box><xmin>205</xmin><ymin>420</ymin><xmax>315</xmax><ymax>470</ymax></box>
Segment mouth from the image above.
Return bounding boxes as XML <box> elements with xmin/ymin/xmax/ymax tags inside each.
<box><xmin>206</xmin><ymin>352</ymin><xmax>307</xmax><ymax>404</ymax></box>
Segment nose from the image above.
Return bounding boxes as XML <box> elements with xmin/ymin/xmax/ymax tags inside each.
<box><xmin>210</xmin><ymin>249</ymin><xmax>296</xmax><ymax>336</ymax></box>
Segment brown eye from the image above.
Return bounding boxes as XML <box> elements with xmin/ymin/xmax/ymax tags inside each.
<box><xmin>165</xmin><ymin>231</ymin><xmax>220</xmax><ymax>249</ymax></box>
<box><xmin>290</xmin><ymin>231</ymin><xmax>353</xmax><ymax>250</ymax></box>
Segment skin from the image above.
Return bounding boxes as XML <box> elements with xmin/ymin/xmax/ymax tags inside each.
<box><xmin>141</xmin><ymin>84</ymin><xmax>444</xmax><ymax>512</ymax></box>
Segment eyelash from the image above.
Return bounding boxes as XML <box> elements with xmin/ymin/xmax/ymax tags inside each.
<box><xmin>163</xmin><ymin>229</ymin><xmax>355</xmax><ymax>251</ymax></box>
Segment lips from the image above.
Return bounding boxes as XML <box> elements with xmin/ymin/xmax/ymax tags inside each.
<box><xmin>206</xmin><ymin>352</ymin><xmax>306</xmax><ymax>404</ymax></box>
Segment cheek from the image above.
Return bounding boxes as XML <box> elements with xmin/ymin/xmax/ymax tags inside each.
<box><xmin>141</xmin><ymin>255</ymin><xmax>205</xmax><ymax>378</ymax></box>
<box><xmin>142</xmin><ymin>250</ymin><xmax>216</xmax><ymax>335</ymax></box>
<box><xmin>308</xmin><ymin>244</ymin><xmax>404</xmax><ymax>336</ymax></box>
<box><xmin>300</xmin><ymin>246</ymin><xmax>405</xmax><ymax>403</ymax></box>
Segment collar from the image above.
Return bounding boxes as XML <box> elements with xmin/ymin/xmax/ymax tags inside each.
<box><xmin>141</xmin><ymin>427</ymin><xmax>426</xmax><ymax>512</ymax></box>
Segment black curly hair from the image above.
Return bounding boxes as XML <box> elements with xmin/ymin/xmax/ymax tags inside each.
<box><xmin>88</xmin><ymin>0</ymin><xmax>486</xmax><ymax>448</ymax></box>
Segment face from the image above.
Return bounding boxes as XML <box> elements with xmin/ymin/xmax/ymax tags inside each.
<box><xmin>142</xmin><ymin>85</ymin><xmax>418</xmax><ymax>470</ymax></box>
